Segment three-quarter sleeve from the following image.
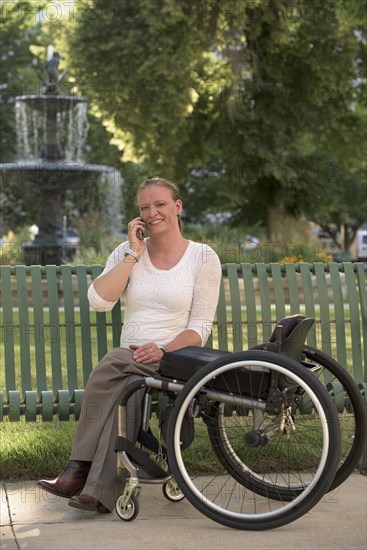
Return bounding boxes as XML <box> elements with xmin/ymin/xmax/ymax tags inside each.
<box><xmin>87</xmin><ymin>242</ymin><xmax>128</xmax><ymax>312</ymax></box>
<box><xmin>87</xmin><ymin>284</ymin><xmax>117</xmax><ymax>312</ymax></box>
<box><xmin>186</xmin><ymin>245</ymin><xmax>222</xmax><ymax>345</ymax></box>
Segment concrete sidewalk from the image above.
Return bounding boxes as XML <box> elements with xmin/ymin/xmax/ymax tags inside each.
<box><xmin>1</xmin><ymin>474</ymin><xmax>366</xmax><ymax>550</ymax></box>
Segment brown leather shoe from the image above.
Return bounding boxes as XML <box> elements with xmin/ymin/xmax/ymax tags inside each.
<box><xmin>37</xmin><ymin>460</ymin><xmax>91</xmax><ymax>499</ymax></box>
<box><xmin>68</xmin><ymin>494</ymin><xmax>110</xmax><ymax>513</ymax></box>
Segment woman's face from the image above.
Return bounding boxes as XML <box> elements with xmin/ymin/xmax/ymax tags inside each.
<box><xmin>138</xmin><ymin>184</ymin><xmax>182</xmax><ymax>235</ymax></box>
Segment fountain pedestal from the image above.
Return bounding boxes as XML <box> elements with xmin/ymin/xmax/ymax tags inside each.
<box><xmin>20</xmin><ymin>89</ymin><xmax>87</xmax><ymax>265</ymax></box>
<box><xmin>23</xmin><ymin>189</ymin><xmax>63</xmax><ymax>265</ymax></box>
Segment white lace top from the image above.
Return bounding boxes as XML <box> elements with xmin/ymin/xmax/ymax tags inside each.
<box><xmin>87</xmin><ymin>240</ymin><xmax>222</xmax><ymax>348</ymax></box>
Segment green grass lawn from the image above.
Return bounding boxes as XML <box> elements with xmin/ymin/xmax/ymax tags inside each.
<box><xmin>0</xmin><ymin>419</ymin><xmax>77</xmax><ymax>480</ymax></box>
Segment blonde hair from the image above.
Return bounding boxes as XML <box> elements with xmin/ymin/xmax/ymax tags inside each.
<box><xmin>136</xmin><ymin>177</ymin><xmax>183</xmax><ymax>232</ymax></box>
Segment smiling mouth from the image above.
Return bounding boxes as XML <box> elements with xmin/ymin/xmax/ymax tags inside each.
<box><xmin>149</xmin><ymin>219</ymin><xmax>164</xmax><ymax>226</ymax></box>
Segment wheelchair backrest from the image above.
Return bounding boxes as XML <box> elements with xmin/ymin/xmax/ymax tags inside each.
<box><xmin>265</xmin><ymin>315</ymin><xmax>315</xmax><ymax>362</ymax></box>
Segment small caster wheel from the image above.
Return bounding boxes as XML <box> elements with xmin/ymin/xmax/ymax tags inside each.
<box><xmin>115</xmin><ymin>494</ymin><xmax>139</xmax><ymax>521</ymax></box>
<box><xmin>162</xmin><ymin>479</ymin><xmax>185</xmax><ymax>502</ymax></box>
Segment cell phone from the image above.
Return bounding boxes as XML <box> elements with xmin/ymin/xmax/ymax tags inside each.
<box><xmin>137</xmin><ymin>218</ymin><xmax>145</xmax><ymax>240</ymax></box>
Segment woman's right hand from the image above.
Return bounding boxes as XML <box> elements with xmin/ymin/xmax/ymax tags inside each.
<box><xmin>91</xmin><ymin>217</ymin><xmax>146</xmax><ymax>301</ymax></box>
<box><xmin>127</xmin><ymin>217</ymin><xmax>146</xmax><ymax>257</ymax></box>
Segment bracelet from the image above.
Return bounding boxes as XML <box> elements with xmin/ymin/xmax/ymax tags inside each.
<box><xmin>124</xmin><ymin>246</ymin><xmax>140</xmax><ymax>262</ymax></box>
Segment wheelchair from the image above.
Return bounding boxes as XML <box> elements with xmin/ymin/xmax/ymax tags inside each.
<box><xmin>114</xmin><ymin>315</ymin><xmax>367</xmax><ymax>531</ymax></box>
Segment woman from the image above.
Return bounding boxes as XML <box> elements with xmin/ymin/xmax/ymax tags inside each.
<box><xmin>38</xmin><ymin>177</ymin><xmax>222</xmax><ymax>513</ymax></box>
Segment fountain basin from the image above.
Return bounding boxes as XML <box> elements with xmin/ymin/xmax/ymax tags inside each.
<box><xmin>15</xmin><ymin>95</ymin><xmax>87</xmax><ymax>113</ymax></box>
<box><xmin>0</xmin><ymin>161</ymin><xmax>115</xmax><ymax>190</ymax></box>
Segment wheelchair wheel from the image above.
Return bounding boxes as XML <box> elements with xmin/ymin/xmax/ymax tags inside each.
<box><xmin>162</xmin><ymin>479</ymin><xmax>185</xmax><ymax>502</ymax></box>
<box><xmin>115</xmin><ymin>494</ymin><xmax>139</xmax><ymax>521</ymax></box>
<box><xmin>252</xmin><ymin>344</ymin><xmax>367</xmax><ymax>492</ymax></box>
<box><xmin>166</xmin><ymin>350</ymin><xmax>341</xmax><ymax>531</ymax></box>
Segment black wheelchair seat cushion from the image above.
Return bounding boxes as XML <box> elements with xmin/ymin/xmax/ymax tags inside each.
<box><xmin>159</xmin><ymin>346</ymin><xmax>270</xmax><ymax>398</ymax></box>
<box><xmin>159</xmin><ymin>347</ymin><xmax>231</xmax><ymax>381</ymax></box>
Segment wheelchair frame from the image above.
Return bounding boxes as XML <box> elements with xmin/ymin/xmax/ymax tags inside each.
<box><xmin>114</xmin><ymin>317</ymin><xmax>367</xmax><ymax>531</ymax></box>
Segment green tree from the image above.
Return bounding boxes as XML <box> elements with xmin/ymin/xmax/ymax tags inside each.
<box><xmin>58</xmin><ymin>1</ymin><xmax>367</xmax><ymax>245</ymax></box>
<box><xmin>65</xmin><ymin>0</ymin><xmax>210</xmax><ymax>177</ymax></box>
<box><xmin>203</xmin><ymin>0</ymin><xmax>366</xmax><ymax>242</ymax></box>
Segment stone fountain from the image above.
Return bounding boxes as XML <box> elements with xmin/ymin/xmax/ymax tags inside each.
<box><xmin>0</xmin><ymin>51</ymin><xmax>119</xmax><ymax>265</ymax></box>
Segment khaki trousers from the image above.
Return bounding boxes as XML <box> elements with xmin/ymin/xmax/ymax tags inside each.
<box><xmin>70</xmin><ymin>347</ymin><xmax>160</xmax><ymax>511</ymax></box>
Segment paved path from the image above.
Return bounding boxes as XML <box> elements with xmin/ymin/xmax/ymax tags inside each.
<box><xmin>1</xmin><ymin>474</ymin><xmax>366</xmax><ymax>550</ymax></box>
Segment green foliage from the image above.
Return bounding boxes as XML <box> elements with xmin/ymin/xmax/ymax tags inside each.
<box><xmin>64</xmin><ymin>0</ymin><xmax>366</xmax><ymax>246</ymax></box>
<box><xmin>65</xmin><ymin>0</ymin><xmax>200</xmax><ymax>177</ymax></box>
<box><xmin>1</xmin><ymin>0</ymin><xmax>366</xmax><ymax>251</ymax></box>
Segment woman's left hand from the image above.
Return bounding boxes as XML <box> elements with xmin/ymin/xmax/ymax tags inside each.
<box><xmin>129</xmin><ymin>343</ymin><xmax>164</xmax><ymax>364</ymax></box>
